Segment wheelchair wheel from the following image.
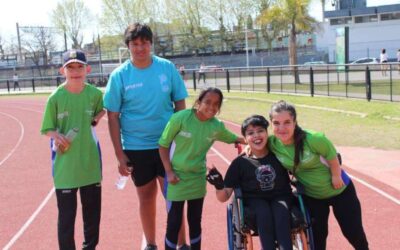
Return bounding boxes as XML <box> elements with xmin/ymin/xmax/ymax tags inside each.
<box><xmin>227</xmin><ymin>196</ymin><xmax>247</xmax><ymax>250</ymax></box>
<box><xmin>292</xmin><ymin>229</ymin><xmax>309</xmax><ymax>250</ymax></box>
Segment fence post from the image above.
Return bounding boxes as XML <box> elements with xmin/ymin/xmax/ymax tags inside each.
<box><xmin>32</xmin><ymin>78</ymin><xmax>36</xmax><ymax>93</ymax></box>
<box><xmin>7</xmin><ymin>80</ymin><xmax>10</xmax><ymax>93</ymax></box>
<box><xmin>192</xmin><ymin>71</ymin><xmax>197</xmax><ymax>91</ymax></box>
<box><xmin>310</xmin><ymin>67</ymin><xmax>314</xmax><ymax>97</ymax></box>
<box><xmin>226</xmin><ymin>70</ymin><xmax>230</xmax><ymax>92</ymax></box>
<box><xmin>365</xmin><ymin>66</ymin><xmax>371</xmax><ymax>102</ymax></box>
<box><xmin>266</xmin><ymin>68</ymin><xmax>271</xmax><ymax>93</ymax></box>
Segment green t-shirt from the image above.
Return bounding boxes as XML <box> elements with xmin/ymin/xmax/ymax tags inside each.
<box><xmin>40</xmin><ymin>83</ymin><xmax>104</xmax><ymax>189</ymax></box>
<box><xmin>268</xmin><ymin>130</ymin><xmax>346</xmax><ymax>199</ymax></box>
<box><xmin>159</xmin><ymin>109</ymin><xmax>238</xmax><ymax>201</ymax></box>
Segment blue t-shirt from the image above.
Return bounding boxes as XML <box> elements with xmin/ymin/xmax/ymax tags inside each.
<box><xmin>104</xmin><ymin>55</ymin><xmax>188</xmax><ymax>150</ymax></box>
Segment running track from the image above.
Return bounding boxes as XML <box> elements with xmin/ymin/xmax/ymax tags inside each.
<box><xmin>0</xmin><ymin>95</ymin><xmax>399</xmax><ymax>250</ymax></box>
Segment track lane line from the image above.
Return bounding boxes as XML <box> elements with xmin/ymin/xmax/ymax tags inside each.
<box><xmin>0</xmin><ymin>111</ymin><xmax>24</xmax><ymax>167</ymax></box>
<box><xmin>222</xmin><ymin>119</ymin><xmax>400</xmax><ymax>205</ymax></box>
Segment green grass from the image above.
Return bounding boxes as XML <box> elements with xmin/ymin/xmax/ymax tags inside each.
<box><xmin>188</xmin><ymin>90</ymin><xmax>400</xmax><ymax>150</ymax></box>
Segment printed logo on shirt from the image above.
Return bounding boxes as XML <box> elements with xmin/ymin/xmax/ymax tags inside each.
<box><xmin>300</xmin><ymin>149</ymin><xmax>314</xmax><ymax>164</ymax></box>
<box><xmin>159</xmin><ymin>74</ymin><xmax>169</xmax><ymax>92</ymax></box>
<box><xmin>57</xmin><ymin>111</ymin><xmax>69</xmax><ymax>120</ymax></box>
<box><xmin>125</xmin><ymin>83</ymin><xmax>143</xmax><ymax>91</ymax></box>
<box><xmin>255</xmin><ymin>164</ymin><xmax>276</xmax><ymax>191</ymax></box>
<box><xmin>206</xmin><ymin>132</ymin><xmax>218</xmax><ymax>142</ymax></box>
<box><xmin>85</xmin><ymin>109</ymin><xmax>94</xmax><ymax>116</ymax></box>
<box><xmin>178</xmin><ymin>131</ymin><xmax>192</xmax><ymax>138</ymax></box>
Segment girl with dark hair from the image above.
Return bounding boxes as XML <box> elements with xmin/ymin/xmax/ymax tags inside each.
<box><xmin>159</xmin><ymin>87</ymin><xmax>244</xmax><ymax>250</ymax></box>
<box><xmin>268</xmin><ymin>100</ymin><xmax>369</xmax><ymax>250</ymax></box>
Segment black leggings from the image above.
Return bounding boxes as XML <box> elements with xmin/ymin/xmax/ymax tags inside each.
<box><xmin>165</xmin><ymin>198</ymin><xmax>204</xmax><ymax>250</ymax></box>
<box><xmin>56</xmin><ymin>183</ymin><xmax>101</xmax><ymax>250</ymax></box>
<box><xmin>303</xmin><ymin>181</ymin><xmax>368</xmax><ymax>250</ymax></box>
<box><xmin>246</xmin><ymin>196</ymin><xmax>293</xmax><ymax>250</ymax></box>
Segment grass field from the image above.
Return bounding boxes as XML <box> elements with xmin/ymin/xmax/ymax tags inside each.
<box><xmin>2</xmin><ymin>91</ymin><xmax>399</xmax><ymax>150</ymax></box>
<box><xmin>188</xmin><ymin>90</ymin><xmax>400</xmax><ymax>150</ymax></box>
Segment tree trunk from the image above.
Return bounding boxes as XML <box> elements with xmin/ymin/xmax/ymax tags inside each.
<box><xmin>289</xmin><ymin>24</ymin><xmax>300</xmax><ymax>84</ymax></box>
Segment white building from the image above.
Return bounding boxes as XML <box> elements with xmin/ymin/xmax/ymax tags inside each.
<box><xmin>316</xmin><ymin>0</ymin><xmax>400</xmax><ymax>62</ymax></box>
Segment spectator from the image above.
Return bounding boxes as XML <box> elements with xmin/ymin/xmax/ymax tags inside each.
<box><xmin>380</xmin><ymin>48</ymin><xmax>388</xmax><ymax>76</ymax></box>
<box><xmin>13</xmin><ymin>73</ymin><xmax>20</xmax><ymax>91</ymax></box>
<box><xmin>198</xmin><ymin>63</ymin><xmax>206</xmax><ymax>84</ymax></box>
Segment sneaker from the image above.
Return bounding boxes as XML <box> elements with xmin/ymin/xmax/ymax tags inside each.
<box><xmin>177</xmin><ymin>244</ymin><xmax>191</xmax><ymax>250</ymax></box>
<box><xmin>144</xmin><ymin>244</ymin><xmax>158</xmax><ymax>250</ymax></box>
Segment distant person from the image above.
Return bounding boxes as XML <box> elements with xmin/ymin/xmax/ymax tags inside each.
<box><xmin>179</xmin><ymin>64</ymin><xmax>186</xmax><ymax>81</ymax></box>
<box><xmin>198</xmin><ymin>63</ymin><xmax>206</xmax><ymax>84</ymax></box>
<box><xmin>380</xmin><ymin>48</ymin><xmax>388</xmax><ymax>76</ymax></box>
<box><xmin>13</xmin><ymin>73</ymin><xmax>20</xmax><ymax>91</ymax></box>
<box><xmin>40</xmin><ymin>49</ymin><xmax>105</xmax><ymax>250</ymax></box>
<box><xmin>397</xmin><ymin>49</ymin><xmax>400</xmax><ymax>73</ymax></box>
<box><xmin>103</xmin><ymin>23</ymin><xmax>188</xmax><ymax>250</ymax></box>
<box><xmin>159</xmin><ymin>87</ymin><xmax>244</xmax><ymax>250</ymax></box>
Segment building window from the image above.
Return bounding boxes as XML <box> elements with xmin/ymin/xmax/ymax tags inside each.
<box><xmin>330</xmin><ymin>17</ymin><xmax>352</xmax><ymax>25</ymax></box>
<box><xmin>354</xmin><ymin>15</ymin><xmax>378</xmax><ymax>23</ymax></box>
<box><xmin>381</xmin><ymin>13</ymin><xmax>400</xmax><ymax>21</ymax></box>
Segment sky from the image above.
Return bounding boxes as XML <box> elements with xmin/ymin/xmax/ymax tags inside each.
<box><xmin>0</xmin><ymin>0</ymin><xmax>399</xmax><ymax>47</ymax></box>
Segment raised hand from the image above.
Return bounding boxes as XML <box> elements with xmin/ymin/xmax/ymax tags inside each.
<box><xmin>206</xmin><ymin>166</ymin><xmax>224</xmax><ymax>190</ymax></box>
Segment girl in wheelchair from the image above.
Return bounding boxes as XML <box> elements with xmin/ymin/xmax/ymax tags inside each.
<box><xmin>207</xmin><ymin>115</ymin><xmax>293</xmax><ymax>250</ymax></box>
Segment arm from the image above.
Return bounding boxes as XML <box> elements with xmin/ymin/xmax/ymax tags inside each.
<box><xmin>107</xmin><ymin>110</ymin><xmax>130</xmax><ymax>176</ymax></box>
<box><xmin>159</xmin><ymin>146</ymin><xmax>180</xmax><ymax>184</ymax></box>
<box><xmin>235</xmin><ymin>136</ymin><xmax>246</xmax><ymax>145</ymax></box>
<box><xmin>328</xmin><ymin>156</ymin><xmax>344</xmax><ymax>189</ymax></box>
<box><xmin>216</xmin><ymin>187</ymin><xmax>233</xmax><ymax>202</ymax></box>
<box><xmin>92</xmin><ymin>109</ymin><xmax>106</xmax><ymax>126</ymax></box>
<box><xmin>174</xmin><ymin>99</ymin><xmax>186</xmax><ymax>112</ymax></box>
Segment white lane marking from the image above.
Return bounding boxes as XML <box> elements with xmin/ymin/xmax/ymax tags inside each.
<box><xmin>219</xmin><ymin>120</ymin><xmax>400</xmax><ymax>205</ymax></box>
<box><xmin>348</xmin><ymin>174</ymin><xmax>400</xmax><ymax>205</ymax></box>
<box><xmin>3</xmin><ymin>188</ymin><xmax>55</xmax><ymax>250</ymax></box>
<box><xmin>0</xmin><ymin>111</ymin><xmax>25</xmax><ymax>167</ymax></box>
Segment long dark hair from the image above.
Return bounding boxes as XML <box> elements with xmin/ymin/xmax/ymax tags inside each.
<box><xmin>269</xmin><ymin>100</ymin><xmax>306</xmax><ymax>173</ymax></box>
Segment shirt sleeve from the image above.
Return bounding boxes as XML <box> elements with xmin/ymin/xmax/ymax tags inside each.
<box><xmin>40</xmin><ymin>96</ymin><xmax>57</xmax><ymax>134</ymax></box>
<box><xmin>215</xmin><ymin>121</ymin><xmax>238</xmax><ymax>144</ymax></box>
<box><xmin>224</xmin><ymin>157</ymin><xmax>242</xmax><ymax>188</ymax></box>
<box><xmin>170</xmin><ymin>63</ymin><xmax>188</xmax><ymax>102</ymax></box>
<box><xmin>103</xmin><ymin>72</ymin><xmax>123</xmax><ymax>112</ymax></box>
<box><xmin>307</xmin><ymin>132</ymin><xmax>337</xmax><ymax>161</ymax></box>
<box><xmin>158</xmin><ymin>112</ymin><xmax>182</xmax><ymax>148</ymax></box>
<box><xmin>94</xmin><ymin>89</ymin><xmax>104</xmax><ymax>115</ymax></box>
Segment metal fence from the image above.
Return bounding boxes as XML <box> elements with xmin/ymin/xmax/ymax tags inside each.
<box><xmin>1</xmin><ymin>64</ymin><xmax>399</xmax><ymax>102</ymax></box>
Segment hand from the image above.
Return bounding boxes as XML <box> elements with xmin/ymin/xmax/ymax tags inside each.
<box><xmin>206</xmin><ymin>166</ymin><xmax>224</xmax><ymax>190</ymax></box>
<box><xmin>117</xmin><ymin>155</ymin><xmax>133</xmax><ymax>176</ymax></box>
<box><xmin>166</xmin><ymin>170</ymin><xmax>180</xmax><ymax>184</ymax></box>
<box><xmin>331</xmin><ymin>175</ymin><xmax>344</xmax><ymax>189</ymax></box>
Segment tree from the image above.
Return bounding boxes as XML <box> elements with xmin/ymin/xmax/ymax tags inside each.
<box><xmin>51</xmin><ymin>0</ymin><xmax>92</xmax><ymax>49</ymax></box>
<box><xmin>257</xmin><ymin>0</ymin><xmax>317</xmax><ymax>83</ymax></box>
<box><xmin>99</xmin><ymin>0</ymin><xmax>156</xmax><ymax>35</ymax></box>
<box><xmin>20</xmin><ymin>26</ymin><xmax>57</xmax><ymax>76</ymax></box>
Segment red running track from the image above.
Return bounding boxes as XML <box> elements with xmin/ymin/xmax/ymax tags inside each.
<box><xmin>0</xmin><ymin>95</ymin><xmax>399</xmax><ymax>250</ymax></box>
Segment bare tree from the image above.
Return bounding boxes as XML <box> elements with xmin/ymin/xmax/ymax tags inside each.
<box><xmin>20</xmin><ymin>26</ymin><xmax>57</xmax><ymax>76</ymax></box>
<box><xmin>51</xmin><ymin>0</ymin><xmax>92</xmax><ymax>49</ymax></box>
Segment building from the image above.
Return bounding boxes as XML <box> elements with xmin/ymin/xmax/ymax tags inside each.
<box><xmin>316</xmin><ymin>0</ymin><xmax>400</xmax><ymax>62</ymax></box>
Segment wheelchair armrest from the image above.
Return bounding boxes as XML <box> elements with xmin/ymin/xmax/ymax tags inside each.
<box><xmin>233</xmin><ymin>188</ymin><xmax>243</xmax><ymax>199</ymax></box>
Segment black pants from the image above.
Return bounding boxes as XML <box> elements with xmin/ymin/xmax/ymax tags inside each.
<box><xmin>246</xmin><ymin>196</ymin><xmax>293</xmax><ymax>250</ymax></box>
<box><xmin>303</xmin><ymin>181</ymin><xmax>368</xmax><ymax>250</ymax></box>
<box><xmin>56</xmin><ymin>183</ymin><xmax>101</xmax><ymax>250</ymax></box>
<box><xmin>198</xmin><ymin>73</ymin><xmax>206</xmax><ymax>83</ymax></box>
<box><xmin>165</xmin><ymin>198</ymin><xmax>204</xmax><ymax>250</ymax></box>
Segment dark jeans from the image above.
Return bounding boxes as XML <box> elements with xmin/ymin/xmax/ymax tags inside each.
<box><xmin>246</xmin><ymin>196</ymin><xmax>293</xmax><ymax>250</ymax></box>
<box><xmin>56</xmin><ymin>183</ymin><xmax>101</xmax><ymax>250</ymax></box>
<box><xmin>165</xmin><ymin>198</ymin><xmax>204</xmax><ymax>250</ymax></box>
<box><xmin>303</xmin><ymin>181</ymin><xmax>368</xmax><ymax>250</ymax></box>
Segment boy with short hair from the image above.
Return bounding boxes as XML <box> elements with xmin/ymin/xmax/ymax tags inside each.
<box><xmin>40</xmin><ymin>49</ymin><xmax>104</xmax><ymax>250</ymax></box>
<box><xmin>207</xmin><ymin>115</ymin><xmax>293</xmax><ymax>250</ymax></box>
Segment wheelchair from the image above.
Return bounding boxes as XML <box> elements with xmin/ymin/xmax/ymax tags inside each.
<box><xmin>226</xmin><ymin>182</ymin><xmax>314</xmax><ymax>250</ymax></box>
